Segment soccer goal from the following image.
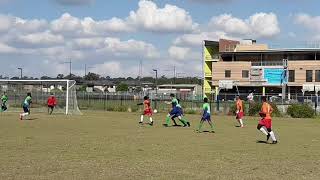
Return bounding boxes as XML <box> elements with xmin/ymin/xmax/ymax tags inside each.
<box><xmin>0</xmin><ymin>79</ymin><xmax>81</xmax><ymax>115</ymax></box>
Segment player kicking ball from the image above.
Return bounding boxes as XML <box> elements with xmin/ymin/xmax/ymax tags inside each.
<box><xmin>20</xmin><ymin>92</ymin><xmax>32</xmax><ymax>120</ymax></box>
<box><xmin>196</xmin><ymin>97</ymin><xmax>214</xmax><ymax>133</ymax></box>
<box><xmin>47</xmin><ymin>93</ymin><xmax>57</xmax><ymax>115</ymax></box>
<box><xmin>235</xmin><ymin>96</ymin><xmax>244</xmax><ymax>128</ymax></box>
<box><xmin>163</xmin><ymin>94</ymin><xmax>189</xmax><ymax>127</ymax></box>
<box><xmin>138</xmin><ymin>96</ymin><xmax>153</xmax><ymax>126</ymax></box>
<box><xmin>257</xmin><ymin>96</ymin><xmax>278</xmax><ymax>144</ymax></box>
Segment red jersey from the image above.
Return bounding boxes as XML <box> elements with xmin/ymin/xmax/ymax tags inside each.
<box><xmin>47</xmin><ymin>96</ymin><xmax>57</xmax><ymax>106</ymax></box>
<box><xmin>144</xmin><ymin>100</ymin><xmax>151</xmax><ymax>110</ymax></box>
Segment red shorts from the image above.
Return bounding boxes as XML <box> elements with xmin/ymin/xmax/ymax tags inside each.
<box><xmin>236</xmin><ymin>112</ymin><xmax>244</xmax><ymax>119</ymax></box>
<box><xmin>258</xmin><ymin>118</ymin><xmax>272</xmax><ymax>129</ymax></box>
<box><xmin>143</xmin><ymin>109</ymin><xmax>153</xmax><ymax>116</ymax></box>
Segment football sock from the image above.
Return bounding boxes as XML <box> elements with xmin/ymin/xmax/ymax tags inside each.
<box><xmin>197</xmin><ymin>121</ymin><xmax>203</xmax><ymax>131</ymax></box>
<box><xmin>149</xmin><ymin>117</ymin><xmax>153</xmax><ymax>123</ymax></box>
<box><xmin>239</xmin><ymin>119</ymin><xmax>243</xmax><ymax>126</ymax></box>
<box><xmin>165</xmin><ymin>116</ymin><xmax>171</xmax><ymax>125</ymax></box>
<box><xmin>269</xmin><ymin>131</ymin><xmax>277</xmax><ymax>141</ymax></box>
<box><xmin>259</xmin><ymin>127</ymin><xmax>269</xmax><ymax>136</ymax></box>
<box><xmin>178</xmin><ymin>116</ymin><xmax>187</xmax><ymax>125</ymax></box>
<box><xmin>140</xmin><ymin>115</ymin><xmax>144</xmax><ymax>122</ymax></box>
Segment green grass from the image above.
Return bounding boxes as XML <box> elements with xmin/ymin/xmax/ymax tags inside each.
<box><xmin>0</xmin><ymin>111</ymin><xmax>319</xmax><ymax>180</ymax></box>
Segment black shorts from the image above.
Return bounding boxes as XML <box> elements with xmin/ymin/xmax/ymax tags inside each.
<box><xmin>48</xmin><ymin>105</ymin><xmax>54</xmax><ymax>109</ymax></box>
<box><xmin>23</xmin><ymin>106</ymin><xmax>30</xmax><ymax>113</ymax></box>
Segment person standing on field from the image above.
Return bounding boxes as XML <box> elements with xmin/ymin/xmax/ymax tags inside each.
<box><xmin>20</xmin><ymin>92</ymin><xmax>32</xmax><ymax>120</ymax></box>
<box><xmin>257</xmin><ymin>96</ymin><xmax>278</xmax><ymax>144</ymax></box>
<box><xmin>47</xmin><ymin>93</ymin><xmax>57</xmax><ymax>115</ymax></box>
<box><xmin>235</xmin><ymin>96</ymin><xmax>244</xmax><ymax>128</ymax></box>
<box><xmin>138</xmin><ymin>96</ymin><xmax>153</xmax><ymax>126</ymax></box>
<box><xmin>1</xmin><ymin>92</ymin><xmax>8</xmax><ymax>112</ymax></box>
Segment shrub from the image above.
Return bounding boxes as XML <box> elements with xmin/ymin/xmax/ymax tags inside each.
<box><xmin>287</xmin><ymin>104</ymin><xmax>314</xmax><ymax>118</ymax></box>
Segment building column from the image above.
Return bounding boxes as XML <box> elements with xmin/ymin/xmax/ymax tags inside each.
<box><xmin>262</xmin><ymin>87</ymin><xmax>266</xmax><ymax>96</ymax></box>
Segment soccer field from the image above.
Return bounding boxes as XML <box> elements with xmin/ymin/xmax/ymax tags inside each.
<box><xmin>0</xmin><ymin>111</ymin><xmax>319</xmax><ymax>180</ymax></box>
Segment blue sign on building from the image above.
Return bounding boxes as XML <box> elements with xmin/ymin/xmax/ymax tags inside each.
<box><xmin>264</xmin><ymin>68</ymin><xmax>287</xmax><ymax>85</ymax></box>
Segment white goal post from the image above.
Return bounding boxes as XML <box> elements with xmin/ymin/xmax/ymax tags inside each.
<box><xmin>0</xmin><ymin>79</ymin><xmax>81</xmax><ymax>115</ymax></box>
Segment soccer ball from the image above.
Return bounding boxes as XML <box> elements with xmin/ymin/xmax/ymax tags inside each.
<box><xmin>153</xmin><ymin>109</ymin><xmax>158</xmax><ymax>113</ymax></box>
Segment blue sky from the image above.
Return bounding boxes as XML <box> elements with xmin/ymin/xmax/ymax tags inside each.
<box><xmin>0</xmin><ymin>0</ymin><xmax>320</xmax><ymax>78</ymax></box>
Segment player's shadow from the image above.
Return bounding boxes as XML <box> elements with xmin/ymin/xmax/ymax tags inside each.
<box><xmin>25</xmin><ymin>118</ymin><xmax>38</xmax><ymax>121</ymax></box>
<box><xmin>256</xmin><ymin>140</ymin><xmax>268</xmax><ymax>144</ymax></box>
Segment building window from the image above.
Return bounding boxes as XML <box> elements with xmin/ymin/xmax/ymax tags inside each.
<box><xmin>289</xmin><ymin>70</ymin><xmax>295</xmax><ymax>82</ymax></box>
<box><xmin>242</xmin><ymin>70</ymin><xmax>249</xmax><ymax>78</ymax></box>
<box><xmin>225</xmin><ymin>70</ymin><xmax>231</xmax><ymax>78</ymax></box>
<box><xmin>316</xmin><ymin>70</ymin><xmax>320</xmax><ymax>82</ymax></box>
<box><xmin>306</xmin><ymin>70</ymin><xmax>313</xmax><ymax>82</ymax></box>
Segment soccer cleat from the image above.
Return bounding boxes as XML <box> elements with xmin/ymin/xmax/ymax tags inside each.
<box><xmin>139</xmin><ymin>122</ymin><xmax>143</xmax><ymax>125</ymax></box>
<box><xmin>149</xmin><ymin>121</ymin><xmax>153</xmax><ymax>126</ymax></box>
<box><xmin>272</xmin><ymin>141</ymin><xmax>278</xmax><ymax>144</ymax></box>
<box><xmin>162</xmin><ymin>124</ymin><xmax>168</xmax><ymax>127</ymax></box>
<box><xmin>267</xmin><ymin>134</ymin><xmax>270</xmax><ymax>141</ymax></box>
<box><xmin>210</xmin><ymin>130</ymin><xmax>215</xmax><ymax>133</ymax></box>
<box><xmin>19</xmin><ymin>114</ymin><xmax>23</xmax><ymax>120</ymax></box>
<box><xmin>187</xmin><ymin>122</ymin><xmax>191</xmax><ymax>127</ymax></box>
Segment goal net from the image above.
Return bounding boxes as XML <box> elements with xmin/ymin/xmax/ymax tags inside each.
<box><xmin>0</xmin><ymin>80</ymin><xmax>81</xmax><ymax>115</ymax></box>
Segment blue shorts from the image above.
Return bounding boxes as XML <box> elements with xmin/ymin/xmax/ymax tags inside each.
<box><xmin>170</xmin><ymin>107</ymin><xmax>182</xmax><ymax>117</ymax></box>
<box><xmin>23</xmin><ymin>105</ymin><xmax>30</xmax><ymax>113</ymax></box>
<box><xmin>201</xmin><ymin>112</ymin><xmax>211</xmax><ymax>121</ymax></box>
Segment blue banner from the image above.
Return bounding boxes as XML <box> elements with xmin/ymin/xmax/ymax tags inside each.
<box><xmin>264</xmin><ymin>68</ymin><xmax>287</xmax><ymax>85</ymax></box>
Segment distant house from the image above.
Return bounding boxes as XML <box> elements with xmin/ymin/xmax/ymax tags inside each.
<box><xmin>85</xmin><ymin>80</ymin><xmax>116</xmax><ymax>93</ymax></box>
<box><xmin>120</xmin><ymin>80</ymin><xmax>154</xmax><ymax>92</ymax></box>
<box><xmin>157</xmin><ymin>84</ymin><xmax>202</xmax><ymax>95</ymax></box>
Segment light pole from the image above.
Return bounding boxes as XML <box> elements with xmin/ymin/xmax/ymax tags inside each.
<box><xmin>153</xmin><ymin>69</ymin><xmax>158</xmax><ymax>110</ymax></box>
<box><xmin>62</xmin><ymin>59</ymin><xmax>72</xmax><ymax>79</ymax></box>
<box><xmin>84</xmin><ymin>64</ymin><xmax>94</xmax><ymax>77</ymax></box>
<box><xmin>17</xmin><ymin>68</ymin><xmax>22</xmax><ymax>79</ymax></box>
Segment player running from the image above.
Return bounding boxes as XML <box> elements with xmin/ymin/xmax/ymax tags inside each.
<box><xmin>138</xmin><ymin>96</ymin><xmax>153</xmax><ymax>126</ymax></box>
<box><xmin>257</xmin><ymin>96</ymin><xmax>278</xmax><ymax>144</ymax></box>
<box><xmin>163</xmin><ymin>94</ymin><xmax>189</xmax><ymax>127</ymax></box>
<box><xmin>47</xmin><ymin>93</ymin><xmax>57</xmax><ymax>115</ymax></box>
<box><xmin>235</xmin><ymin>96</ymin><xmax>244</xmax><ymax>128</ymax></box>
<box><xmin>20</xmin><ymin>92</ymin><xmax>32</xmax><ymax>120</ymax></box>
<box><xmin>196</xmin><ymin>97</ymin><xmax>214</xmax><ymax>133</ymax></box>
<box><xmin>1</xmin><ymin>92</ymin><xmax>8</xmax><ymax>112</ymax></box>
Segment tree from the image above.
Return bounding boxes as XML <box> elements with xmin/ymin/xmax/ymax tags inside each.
<box><xmin>57</xmin><ymin>74</ymin><xmax>64</xmax><ymax>79</ymax></box>
<box><xmin>41</xmin><ymin>76</ymin><xmax>52</xmax><ymax>80</ymax></box>
<box><xmin>116</xmin><ymin>83</ymin><xmax>128</xmax><ymax>92</ymax></box>
<box><xmin>85</xmin><ymin>72</ymin><xmax>100</xmax><ymax>81</ymax></box>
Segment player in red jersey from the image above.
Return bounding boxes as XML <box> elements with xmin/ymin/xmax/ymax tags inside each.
<box><xmin>138</xmin><ymin>96</ymin><xmax>153</xmax><ymax>126</ymax></box>
<box><xmin>235</xmin><ymin>96</ymin><xmax>244</xmax><ymax>128</ymax></box>
<box><xmin>47</xmin><ymin>93</ymin><xmax>57</xmax><ymax>115</ymax></box>
<box><xmin>257</xmin><ymin>96</ymin><xmax>278</xmax><ymax>144</ymax></box>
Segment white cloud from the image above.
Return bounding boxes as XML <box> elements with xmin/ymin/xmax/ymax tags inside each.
<box><xmin>294</xmin><ymin>13</ymin><xmax>320</xmax><ymax>32</ymax></box>
<box><xmin>168</xmin><ymin>46</ymin><xmax>190</xmax><ymax>60</ymax></box>
<box><xmin>91</xmin><ymin>61</ymin><xmax>121</xmax><ymax>76</ymax></box>
<box><xmin>0</xmin><ymin>42</ymin><xmax>16</xmax><ymax>53</ymax></box>
<box><xmin>209</xmin><ymin>12</ymin><xmax>280</xmax><ymax>38</ymax></box>
<box><xmin>127</xmin><ymin>0</ymin><xmax>198</xmax><ymax>33</ymax></box>
<box><xmin>98</xmin><ymin>37</ymin><xmax>159</xmax><ymax>59</ymax></box>
<box><xmin>174</xmin><ymin>31</ymin><xmax>233</xmax><ymax>47</ymax></box>
<box><xmin>50</xmin><ymin>13</ymin><xmax>132</xmax><ymax>37</ymax></box>
<box><xmin>10</xmin><ymin>31</ymin><xmax>64</xmax><ymax>48</ymax></box>
<box><xmin>71</xmin><ymin>37</ymin><xmax>105</xmax><ymax>49</ymax></box>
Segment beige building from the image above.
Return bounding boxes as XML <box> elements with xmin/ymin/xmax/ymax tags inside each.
<box><xmin>203</xmin><ymin>39</ymin><xmax>320</xmax><ymax>99</ymax></box>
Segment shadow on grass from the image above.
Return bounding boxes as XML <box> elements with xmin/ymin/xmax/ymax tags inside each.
<box><xmin>256</xmin><ymin>140</ymin><xmax>268</xmax><ymax>144</ymax></box>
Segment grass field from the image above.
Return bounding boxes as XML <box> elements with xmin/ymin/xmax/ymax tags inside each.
<box><xmin>0</xmin><ymin>111</ymin><xmax>320</xmax><ymax>180</ymax></box>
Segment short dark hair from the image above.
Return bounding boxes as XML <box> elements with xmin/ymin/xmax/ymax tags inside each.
<box><xmin>27</xmin><ymin>92</ymin><xmax>32</xmax><ymax>97</ymax></box>
<box><xmin>144</xmin><ymin>96</ymin><xmax>148</xmax><ymax>100</ymax></box>
<box><xmin>261</xmin><ymin>96</ymin><xmax>267</xmax><ymax>102</ymax></box>
<box><xmin>170</xmin><ymin>93</ymin><xmax>175</xmax><ymax>97</ymax></box>
<box><xmin>204</xmin><ymin>97</ymin><xmax>208</xmax><ymax>102</ymax></box>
